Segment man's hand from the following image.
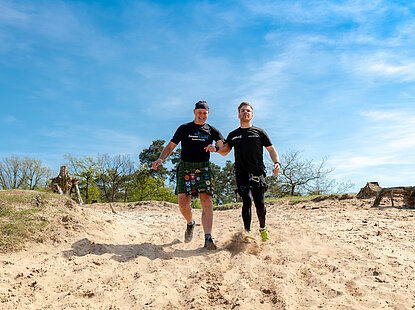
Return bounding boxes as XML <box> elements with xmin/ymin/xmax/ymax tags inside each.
<box><xmin>204</xmin><ymin>140</ymin><xmax>225</xmax><ymax>152</ymax></box>
<box><xmin>204</xmin><ymin>144</ymin><xmax>218</xmax><ymax>152</ymax></box>
<box><xmin>272</xmin><ymin>162</ymin><xmax>280</xmax><ymax>175</ymax></box>
<box><xmin>152</xmin><ymin>158</ymin><xmax>163</xmax><ymax>170</ymax></box>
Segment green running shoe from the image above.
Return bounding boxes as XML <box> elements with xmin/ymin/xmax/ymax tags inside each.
<box><xmin>243</xmin><ymin>231</ymin><xmax>253</xmax><ymax>243</ymax></box>
<box><xmin>259</xmin><ymin>228</ymin><xmax>270</xmax><ymax>242</ymax></box>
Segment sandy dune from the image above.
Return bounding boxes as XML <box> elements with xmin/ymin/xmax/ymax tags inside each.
<box><xmin>1</xmin><ymin>196</ymin><xmax>415</xmax><ymax>309</ymax></box>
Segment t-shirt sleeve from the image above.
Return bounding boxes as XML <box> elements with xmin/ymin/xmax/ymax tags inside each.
<box><xmin>171</xmin><ymin>124</ymin><xmax>184</xmax><ymax>144</ymax></box>
<box><xmin>225</xmin><ymin>132</ymin><xmax>234</xmax><ymax>148</ymax></box>
<box><xmin>212</xmin><ymin>126</ymin><xmax>224</xmax><ymax>141</ymax></box>
<box><xmin>260</xmin><ymin>129</ymin><xmax>272</xmax><ymax>147</ymax></box>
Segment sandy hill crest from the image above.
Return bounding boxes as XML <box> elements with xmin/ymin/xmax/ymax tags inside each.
<box><xmin>1</xmin><ymin>190</ymin><xmax>414</xmax><ymax>309</ymax></box>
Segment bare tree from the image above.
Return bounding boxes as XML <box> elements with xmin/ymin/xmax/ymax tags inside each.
<box><xmin>0</xmin><ymin>156</ymin><xmax>50</xmax><ymax>190</ymax></box>
<box><xmin>304</xmin><ymin>158</ymin><xmax>336</xmax><ymax>195</ymax></box>
<box><xmin>0</xmin><ymin>156</ymin><xmax>25</xmax><ymax>189</ymax></box>
<box><xmin>278</xmin><ymin>150</ymin><xmax>335</xmax><ymax>196</ymax></box>
<box><xmin>24</xmin><ymin>158</ymin><xmax>51</xmax><ymax>190</ymax></box>
<box><xmin>336</xmin><ymin>180</ymin><xmax>355</xmax><ymax>194</ymax></box>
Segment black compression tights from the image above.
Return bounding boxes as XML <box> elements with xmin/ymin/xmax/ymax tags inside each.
<box><xmin>239</xmin><ymin>185</ymin><xmax>266</xmax><ymax>232</ymax></box>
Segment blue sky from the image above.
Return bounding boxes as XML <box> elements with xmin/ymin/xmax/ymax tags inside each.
<box><xmin>1</xmin><ymin>0</ymin><xmax>415</xmax><ymax>192</ymax></box>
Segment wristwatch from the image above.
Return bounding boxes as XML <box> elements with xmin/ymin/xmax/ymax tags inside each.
<box><xmin>215</xmin><ymin>145</ymin><xmax>220</xmax><ymax>152</ymax></box>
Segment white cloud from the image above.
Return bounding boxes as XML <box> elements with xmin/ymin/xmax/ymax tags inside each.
<box><xmin>92</xmin><ymin>129</ymin><xmax>146</xmax><ymax>155</ymax></box>
<box><xmin>0</xmin><ymin>2</ymin><xmax>29</xmax><ymax>25</ymax></box>
<box><xmin>342</xmin><ymin>50</ymin><xmax>415</xmax><ymax>82</ymax></box>
<box><xmin>2</xmin><ymin>115</ymin><xmax>17</xmax><ymax>123</ymax></box>
<box><xmin>243</xmin><ymin>0</ymin><xmax>384</xmax><ymax>24</ymax></box>
<box><xmin>369</xmin><ymin>61</ymin><xmax>415</xmax><ymax>81</ymax></box>
<box><xmin>330</xmin><ymin>109</ymin><xmax>415</xmax><ymax>186</ymax></box>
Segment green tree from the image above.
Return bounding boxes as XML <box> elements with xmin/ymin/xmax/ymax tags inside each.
<box><xmin>168</xmin><ymin>148</ymin><xmax>181</xmax><ymax>184</ymax></box>
<box><xmin>65</xmin><ymin>155</ymin><xmax>100</xmax><ymax>204</ymax></box>
<box><xmin>96</xmin><ymin>154</ymin><xmax>134</xmax><ymax>202</ymax></box>
<box><xmin>213</xmin><ymin>160</ymin><xmax>237</xmax><ymax>205</ymax></box>
<box><xmin>128</xmin><ymin>167</ymin><xmax>177</xmax><ymax>203</ymax></box>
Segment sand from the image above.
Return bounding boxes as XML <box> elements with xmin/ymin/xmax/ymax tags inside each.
<box><xmin>1</xmin><ymin>195</ymin><xmax>414</xmax><ymax>309</ymax></box>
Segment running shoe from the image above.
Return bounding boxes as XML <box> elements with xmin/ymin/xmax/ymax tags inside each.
<box><xmin>204</xmin><ymin>236</ymin><xmax>217</xmax><ymax>250</ymax></box>
<box><xmin>259</xmin><ymin>228</ymin><xmax>270</xmax><ymax>242</ymax></box>
<box><xmin>184</xmin><ymin>220</ymin><xmax>195</xmax><ymax>243</ymax></box>
<box><xmin>243</xmin><ymin>231</ymin><xmax>253</xmax><ymax>243</ymax></box>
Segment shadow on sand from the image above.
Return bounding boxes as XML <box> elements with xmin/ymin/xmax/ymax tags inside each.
<box><xmin>371</xmin><ymin>205</ymin><xmax>415</xmax><ymax>210</ymax></box>
<box><xmin>62</xmin><ymin>238</ymin><xmax>225</xmax><ymax>262</ymax></box>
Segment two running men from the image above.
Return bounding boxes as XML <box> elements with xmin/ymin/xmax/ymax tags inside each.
<box><xmin>153</xmin><ymin>100</ymin><xmax>279</xmax><ymax>248</ymax></box>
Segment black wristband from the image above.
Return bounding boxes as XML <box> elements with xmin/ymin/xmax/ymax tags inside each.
<box><xmin>215</xmin><ymin>145</ymin><xmax>220</xmax><ymax>152</ymax></box>
<box><xmin>274</xmin><ymin>161</ymin><xmax>280</xmax><ymax>166</ymax></box>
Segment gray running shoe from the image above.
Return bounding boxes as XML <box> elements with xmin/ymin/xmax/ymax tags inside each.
<box><xmin>184</xmin><ymin>221</ymin><xmax>195</xmax><ymax>243</ymax></box>
<box><xmin>204</xmin><ymin>237</ymin><xmax>217</xmax><ymax>250</ymax></box>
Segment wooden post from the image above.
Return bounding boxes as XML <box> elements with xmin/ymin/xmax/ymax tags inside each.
<box><xmin>372</xmin><ymin>186</ymin><xmax>415</xmax><ymax>208</ymax></box>
<box><xmin>74</xmin><ymin>183</ymin><xmax>83</xmax><ymax>206</ymax></box>
<box><xmin>55</xmin><ymin>184</ymin><xmax>63</xmax><ymax>195</ymax></box>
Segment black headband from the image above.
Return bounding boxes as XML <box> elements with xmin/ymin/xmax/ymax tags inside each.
<box><xmin>195</xmin><ymin>101</ymin><xmax>209</xmax><ymax>110</ymax></box>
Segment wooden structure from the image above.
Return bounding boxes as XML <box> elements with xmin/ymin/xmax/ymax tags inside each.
<box><xmin>50</xmin><ymin>166</ymin><xmax>83</xmax><ymax>205</ymax></box>
<box><xmin>372</xmin><ymin>186</ymin><xmax>415</xmax><ymax>208</ymax></box>
<box><xmin>356</xmin><ymin>182</ymin><xmax>382</xmax><ymax>199</ymax></box>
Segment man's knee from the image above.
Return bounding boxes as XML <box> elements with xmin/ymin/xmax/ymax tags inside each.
<box><xmin>178</xmin><ymin>194</ymin><xmax>191</xmax><ymax>207</ymax></box>
<box><xmin>238</xmin><ymin>185</ymin><xmax>252</xmax><ymax>202</ymax></box>
<box><xmin>199</xmin><ymin>193</ymin><xmax>213</xmax><ymax>208</ymax></box>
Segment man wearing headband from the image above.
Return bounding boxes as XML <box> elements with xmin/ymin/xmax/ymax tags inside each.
<box><xmin>207</xmin><ymin>102</ymin><xmax>280</xmax><ymax>242</ymax></box>
<box><xmin>152</xmin><ymin>100</ymin><xmax>224</xmax><ymax>250</ymax></box>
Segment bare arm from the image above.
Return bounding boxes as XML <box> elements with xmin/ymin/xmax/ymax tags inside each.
<box><xmin>266</xmin><ymin>145</ymin><xmax>280</xmax><ymax>175</ymax></box>
<box><xmin>206</xmin><ymin>140</ymin><xmax>232</xmax><ymax>156</ymax></box>
<box><xmin>218</xmin><ymin>142</ymin><xmax>231</xmax><ymax>156</ymax></box>
<box><xmin>152</xmin><ymin>141</ymin><xmax>177</xmax><ymax>170</ymax></box>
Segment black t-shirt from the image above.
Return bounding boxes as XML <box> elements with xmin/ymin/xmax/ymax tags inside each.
<box><xmin>226</xmin><ymin>126</ymin><xmax>272</xmax><ymax>175</ymax></box>
<box><xmin>171</xmin><ymin>122</ymin><xmax>224</xmax><ymax>162</ymax></box>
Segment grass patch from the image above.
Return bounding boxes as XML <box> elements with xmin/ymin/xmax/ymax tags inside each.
<box><xmin>279</xmin><ymin>195</ymin><xmax>321</xmax><ymax>204</ymax></box>
<box><xmin>0</xmin><ymin>206</ymin><xmax>48</xmax><ymax>252</ymax></box>
<box><xmin>265</xmin><ymin>193</ymin><xmax>350</xmax><ymax>204</ymax></box>
<box><xmin>0</xmin><ymin>190</ymin><xmax>52</xmax><ymax>252</ymax></box>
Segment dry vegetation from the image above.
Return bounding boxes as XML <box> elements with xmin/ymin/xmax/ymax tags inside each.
<box><xmin>0</xmin><ymin>190</ymin><xmax>85</xmax><ymax>252</ymax></box>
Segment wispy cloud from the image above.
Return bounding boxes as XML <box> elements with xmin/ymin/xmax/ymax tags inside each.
<box><xmin>2</xmin><ymin>115</ymin><xmax>17</xmax><ymax>123</ymax></box>
<box><xmin>330</xmin><ymin>109</ymin><xmax>415</xmax><ymax>186</ymax></box>
<box><xmin>0</xmin><ymin>1</ymin><xmax>29</xmax><ymax>25</ymax></box>
<box><xmin>243</xmin><ymin>0</ymin><xmax>385</xmax><ymax>24</ymax></box>
<box><xmin>350</xmin><ymin>52</ymin><xmax>415</xmax><ymax>81</ymax></box>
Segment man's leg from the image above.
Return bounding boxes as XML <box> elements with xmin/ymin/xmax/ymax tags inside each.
<box><xmin>199</xmin><ymin>193</ymin><xmax>213</xmax><ymax>235</ymax></box>
<box><xmin>252</xmin><ymin>186</ymin><xmax>266</xmax><ymax>229</ymax></box>
<box><xmin>178</xmin><ymin>193</ymin><xmax>195</xmax><ymax>242</ymax></box>
<box><xmin>199</xmin><ymin>193</ymin><xmax>217</xmax><ymax>250</ymax></box>
<box><xmin>252</xmin><ymin>185</ymin><xmax>269</xmax><ymax>241</ymax></box>
<box><xmin>238</xmin><ymin>186</ymin><xmax>253</xmax><ymax>232</ymax></box>
<box><xmin>178</xmin><ymin>193</ymin><xmax>192</xmax><ymax>222</ymax></box>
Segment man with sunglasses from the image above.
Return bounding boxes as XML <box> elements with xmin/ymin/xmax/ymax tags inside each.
<box><xmin>208</xmin><ymin>102</ymin><xmax>280</xmax><ymax>242</ymax></box>
<box><xmin>152</xmin><ymin>101</ymin><xmax>224</xmax><ymax>250</ymax></box>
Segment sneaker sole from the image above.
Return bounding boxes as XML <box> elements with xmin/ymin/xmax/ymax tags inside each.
<box><xmin>205</xmin><ymin>244</ymin><xmax>217</xmax><ymax>250</ymax></box>
<box><xmin>243</xmin><ymin>235</ymin><xmax>254</xmax><ymax>243</ymax></box>
<box><xmin>184</xmin><ymin>224</ymin><xmax>195</xmax><ymax>243</ymax></box>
